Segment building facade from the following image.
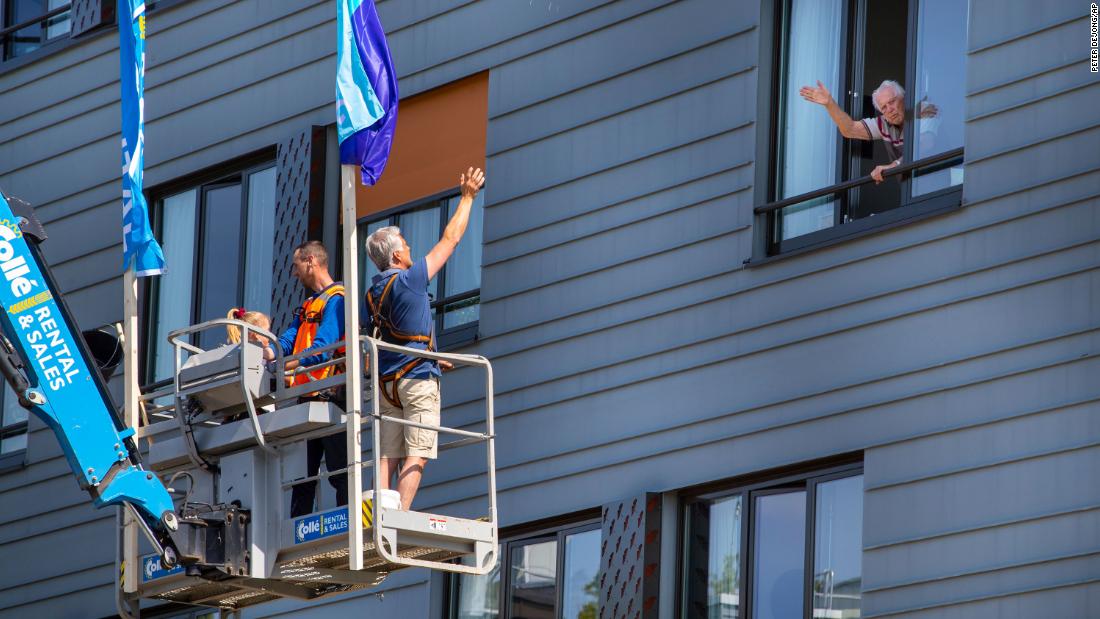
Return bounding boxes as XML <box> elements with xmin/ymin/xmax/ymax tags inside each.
<box><xmin>1</xmin><ymin>0</ymin><xmax>1098</xmax><ymax>617</ymax></box>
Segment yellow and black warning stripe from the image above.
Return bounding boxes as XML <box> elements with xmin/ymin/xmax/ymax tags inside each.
<box><xmin>362</xmin><ymin>498</ymin><xmax>374</xmax><ymax>528</ymax></box>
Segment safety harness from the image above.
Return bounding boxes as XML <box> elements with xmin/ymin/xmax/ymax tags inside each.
<box><xmin>365</xmin><ymin>272</ymin><xmax>435</xmax><ymax>409</ymax></box>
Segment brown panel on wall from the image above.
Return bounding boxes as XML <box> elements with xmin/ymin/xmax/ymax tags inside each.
<box><xmin>355</xmin><ymin>72</ymin><xmax>488</xmax><ymax>219</ymax></box>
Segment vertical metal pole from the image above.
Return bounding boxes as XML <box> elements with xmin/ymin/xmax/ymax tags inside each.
<box><xmin>121</xmin><ymin>268</ymin><xmax>140</xmax><ymax>594</ymax></box>
<box><xmin>342</xmin><ymin>164</ymin><xmax>365</xmax><ymax>571</ymax></box>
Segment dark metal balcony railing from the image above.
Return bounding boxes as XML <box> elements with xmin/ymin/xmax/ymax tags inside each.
<box><xmin>755</xmin><ymin>147</ymin><xmax>965</xmax><ymax>215</ymax></box>
<box><xmin>1</xmin><ymin>3</ymin><xmax>72</xmax><ymax>61</ymax></box>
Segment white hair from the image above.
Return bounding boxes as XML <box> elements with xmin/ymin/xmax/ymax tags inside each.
<box><xmin>366</xmin><ymin>226</ymin><xmax>403</xmax><ymax>271</ymax></box>
<box><xmin>871</xmin><ymin>80</ymin><xmax>905</xmax><ymax>112</ymax></box>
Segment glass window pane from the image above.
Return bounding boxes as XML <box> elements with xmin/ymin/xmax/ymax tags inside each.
<box><xmin>153</xmin><ymin>189</ymin><xmax>198</xmax><ymax>382</ymax></box>
<box><xmin>445</xmin><ymin>192</ymin><xmax>484</xmax><ymax>298</ymax></box>
<box><xmin>775</xmin><ymin>0</ymin><xmax>844</xmax><ymax>240</ymax></box>
<box><xmin>562</xmin><ymin>528</ymin><xmax>600</xmax><ymax>619</ymax></box>
<box><xmin>443</xmin><ymin>295</ymin><xmax>480</xmax><ymax>330</ymax></box>
<box><xmin>44</xmin><ymin>0</ymin><xmax>69</xmax><ymax>39</ymax></box>
<box><xmin>359</xmin><ymin>219</ymin><xmax>390</xmax><ymax>293</ymax></box>
<box><xmin>752</xmin><ymin>491</ymin><xmax>806</xmax><ymax>619</ymax></box>
<box><xmin>243</xmin><ymin>167</ymin><xmax>276</xmax><ymax>318</ymax></box>
<box><xmin>813</xmin><ymin>475</ymin><xmax>863</xmax><ymax>619</ymax></box>
<box><xmin>4</xmin><ymin>0</ymin><xmax>44</xmax><ymax>58</ymax></box>
<box><xmin>911</xmin><ymin>0</ymin><xmax>968</xmax><ymax>196</ymax></box>
<box><xmin>1</xmin><ymin>430</ymin><xmax>26</xmax><ymax>454</ymax></box>
<box><xmin>1</xmin><ymin>384</ymin><xmax>27</xmax><ymax>427</ymax></box>
<box><xmin>197</xmin><ymin>183</ymin><xmax>243</xmax><ymax>350</ymax></box>
<box><xmin>508</xmin><ymin>539</ymin><xmax>557</xmax><ymax>619</ymax></box>
<box><xmin>397</xmin><ymin>205</ymin><xmax>440</xmax><ymax>300</ymax></box>
<box><xmin>455</xmin><ymin>549</ymin><xmax>501</xmax><ymax>619</ymax></box>
<box><xmin>685</xmin><ymin>494</ymin><xmax>742</xmax><ymax>619</ymax></box>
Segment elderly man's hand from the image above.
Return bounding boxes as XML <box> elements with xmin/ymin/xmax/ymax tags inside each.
<box><xmin>799</xmin><ymin>80</ymin><xmax>834</xmax><ymax>106</ymax></box>
<box><xmin>460</xmin><ymin>167</ymin><xmax>485</xmax><ymax>200</ymax></box>
<box><xmin>871</xmin><ymin>161</ymin><xmax>901</xmax><ymax>184</ymax></box>
<box><xmin>918</xmin><ymin>100</ymin><xmax>939</xmax><ymax>118</ymax></box>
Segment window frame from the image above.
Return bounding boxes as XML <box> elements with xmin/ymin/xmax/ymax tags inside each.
<box><xmin>142</xmin><ymin>153</ymin><xmax>276</xmax><ymax>385</ymax></box>
<box><xmin>357</xmin><ymin>186</ymin><xmax>483</xmax><ymax>351</ymax></box>
<box><xmin>1</xmin><ymin>0</ymin><xmax>71</xmax><ymax>62</ymax></box>
<box><xmin>0</xmin><ymin>386</ymin><xmax>28</xmax><ymax>471</ymax></box>
<box><xmin>752</xmin><ymin>0</ymin><xmax>964</xmax><ymax>263</ymax></box>
<box><xmin>0</xmin><ymin>0</ymin><xmax>192</xmax><ymax>74</ymax></box>
<box><xmin>447</xmin><ymin>515</ymin><xmax>602</xmax><ymax>619</ymax></box>
<box><xmin>679</xmin><ymin>460</ymin><xmax>864</xmax><ymax>619</ymax></box>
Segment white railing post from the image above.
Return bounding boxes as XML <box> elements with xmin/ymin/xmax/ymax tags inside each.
<box><xmin>121</xmin><ymin>268</ymin><xmax>139</xmax><ymax>594</ymax></box>
<box><xmin>341</xmin><ymin>164</ymin><xmax>365</xmax><ymax>571</ymax></box>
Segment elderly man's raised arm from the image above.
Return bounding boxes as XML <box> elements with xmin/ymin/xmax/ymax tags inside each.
<box><xmin>425</xmin><ymin>167</ymin><xmax>485</xmax><ymax>280</ymax></box>
<box><xmin>799</xmin><ymin>81</ymin><xmax>871</xmax><ymax>141</ymax></box>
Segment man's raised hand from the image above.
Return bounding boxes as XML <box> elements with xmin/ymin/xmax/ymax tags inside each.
<box><xmin>460</xmin><ymin>167</ymin><xmax>485</xmax><ymax>199</ymax></box>
<box><xmin>799</xmin><ymin>80</ymin><xmax>834</xmax><ymax>106</ymax></box>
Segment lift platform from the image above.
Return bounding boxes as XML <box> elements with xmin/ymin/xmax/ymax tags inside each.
<box><xmin>119</xmin><ymin>323</ymin><xmax>497</xmax><ymax>612</ymax></box>
<box><xmin>114</xmin><ymin>165</ymin><xmax>498</xmax><ymax>615</ymax></box>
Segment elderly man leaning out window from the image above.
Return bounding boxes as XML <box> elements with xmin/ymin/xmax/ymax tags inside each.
<box><xmin>799</xmin><ymin>79</ymin><xmax>938</xmax><ymax>184</ymax></box>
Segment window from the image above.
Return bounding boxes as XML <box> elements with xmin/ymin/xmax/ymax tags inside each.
<box><xmin>351</xmin><ymin>72</ymin><xmax>488</xmax><ymax>349</ymax></box>
<box><xmin>758</xmin><ymin>0</ymin><xmax>968</xmax><ymax>256</ymax></box>
<box><xmin>359</xmin><ymin>190</ymin><xmax>485</xmax><ymax>348</ymax></box>
<box><xmin>146</xmin><ymin>163</ymin><xmax>276</xmax><ymax>384</ymax></box>
<box><xmin>450</xmin><ymin>520</ymin><xmax>601</xmax><ymax>619</ymax></box>
<box><xmin>682</xmin><ymin>463</ymin><xmax>863</xmax><ymax>618</ymax></box>
<box><xmin>2</xmin><ymin>0</ymin><xmax>70</xmax><ymax>61</ymax></box>
<box><xmin>0</xmin><ymin>384</ymin><xmax>28</xmax><ymax>467</ymax></box>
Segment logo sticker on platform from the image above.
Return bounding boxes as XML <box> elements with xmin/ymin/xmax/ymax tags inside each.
<box><xmin>141</xmin><ymin>554</ymin><xmax>183</xmax><ymax>582</ymax></box>
<box><xmin>294</xmin><ymin>508</ymin><xmax>349</xmax><ymax>544</ymax></box>
<box><xmin>429</xmin><ymin>517</ymin><xmax>448</xmax><ymax>532</ymax></box>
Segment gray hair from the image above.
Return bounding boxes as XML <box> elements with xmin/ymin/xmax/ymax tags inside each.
<box><xmin>366</xmin><ymin>226</ymin><xmax>402</xmax><ymax>271</ymax></box>
<box><xmin>871</xmin><ymin>80</ymin><xmax>905</xmax><ymax>112</ymax></box>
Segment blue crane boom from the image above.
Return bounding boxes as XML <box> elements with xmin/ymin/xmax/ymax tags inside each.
<box><xmin>0</xmin><ymin>190</ymin><xmax>184</xmax><ymax>566</ymax></box>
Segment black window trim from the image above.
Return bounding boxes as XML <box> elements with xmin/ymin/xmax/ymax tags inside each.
<box><xmin>752</xmin><ymin>0</ymin><xmax>965</xmax><ymax>264</ymax></box>
<box><xmin>679</xmin><ymin>458</ymin><xmax>864</xmax><ymax>619</ymax></box>
<box><xmin>0</xmin><ymin>383</ymin><xmax>28</xmax><ymax>470</ymax></box>
<box><xmin>357</xmin><ymin>186</ymin><xmax>484</xmax><ymax>351</ymax></box>
<box><xmin>446</xmin><ymin>513</ymin><xmax>602</xmax><ymax>619</ymax></box>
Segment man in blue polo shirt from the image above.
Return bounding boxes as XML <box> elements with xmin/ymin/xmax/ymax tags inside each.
<box><xmin>364</xmin><ymin>166</ymin><xmax>484</xmax><ymax>510</ymax></box>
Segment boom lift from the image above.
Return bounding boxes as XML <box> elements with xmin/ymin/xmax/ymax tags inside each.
<box><xmin>0</xmin><ymin>174</ymin><xmax>498</xmax><ymax>616</ymax></box>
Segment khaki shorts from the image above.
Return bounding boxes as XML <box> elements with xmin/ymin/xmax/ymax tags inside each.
<box><xmin>379</xmin><ymin>377</ymin><xmax>440</xmax><ymax>459</ymax></box>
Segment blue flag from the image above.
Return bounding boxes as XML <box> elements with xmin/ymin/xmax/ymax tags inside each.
<box><xmin>119</xmin><ymin>0</ymin><xmax>165</xmax><ymax>276</ymax></box>
<box><xmin>336</xmin><ymin>0</ymin><xmax>398</xmax><ymax>186</ymax></box>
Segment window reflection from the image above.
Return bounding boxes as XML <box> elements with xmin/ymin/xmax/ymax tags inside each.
<box><xmin>509</xmin><ymin>540</ymin><xmax>557</xmax><ymax>619</ymax></box>
<box><xmin>455</xmin><ymin>550</ymin><xmax>501</xmax><ymax>619</ymax></box>
<box><xmin>198</xmin><ymin>184</ymin><xmax>243</xmax><ymax>351</ymax></box>
<box><xmin>912</xmin><ymin>0</ymin><xmax>967</xmax><ymax>196</ymax></box>
<box><xmin>752</xmin><ymin>491</ymin><xmax>806</xmax><ymax>619</ymax></box>
<box><xmin>813</xmin><ymin>475</ymin><xmax>863</xmax><ymax>619</ymax></box>
<box><xmin>562</xmin><ymin>529</ymin><xmax>600</xmax><ymax>619</ymax></box>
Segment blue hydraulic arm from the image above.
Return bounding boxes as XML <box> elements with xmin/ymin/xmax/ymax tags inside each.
<box><xmin>0</xmin><ymin>191</ymin><xmax>184</xmax><ymax>566</ymax></box>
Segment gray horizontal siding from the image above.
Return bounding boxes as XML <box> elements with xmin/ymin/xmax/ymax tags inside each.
<box><xmin>854</xmin><ymin>1</ymin><xmax>1100</xmax><ymax>615</ymax></box>
<box><xmin>1</xmin><ymin>0</ymin><xmax>1097</xmax><ymax>617</ymax></box>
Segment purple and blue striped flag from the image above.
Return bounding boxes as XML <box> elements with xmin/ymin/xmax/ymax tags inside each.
<box><xmin>336</xmin><ymin>0</ymin><xmax>398</xmax><ymax>186</ymax></box>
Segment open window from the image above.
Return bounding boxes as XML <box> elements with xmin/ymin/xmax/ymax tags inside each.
<box><xmin>755</xmin><ymin>0</ymin><xmax>968</xmax><ymax>258</ymax></box>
